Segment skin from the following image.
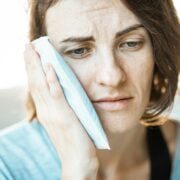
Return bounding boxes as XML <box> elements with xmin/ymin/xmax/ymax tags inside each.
<box><xmin>44</xmin><ymin>0</ymin><xmax>155</xmax><ymax>178</ymax></box>
<box><xmin>24</xmin><ymin>0</ymin><xmax>177</xmax><ymax>179</ymax></box>
<box><xmin>45</xmin><ymin>0</ymin><xmax>154</xmax><ymax>134</ymax></box>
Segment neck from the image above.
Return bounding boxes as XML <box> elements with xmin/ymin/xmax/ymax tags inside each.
<box><xmin>96</xmin><ymin>123</ymin><xmax>148</xmax><ymax>177</ymax></box>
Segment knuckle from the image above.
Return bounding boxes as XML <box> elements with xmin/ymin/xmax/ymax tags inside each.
<box><xmin>24</xmin><ymin>49</ymin><xmax>40</xmax><ymax>64</ymax></box>
<box><xmin>47</xmin><ymin>73</ymin><xmax>57</xmax><ymax>84</ymax></box>
<box><xmin>37</xmin><ymin>82</ymin><xmax>47</xmax><ymax>92</ymax></box>
<box><xmin>51</xmin><ymin>87</ymin><xmax>62</xmax><ymax>99</ymax></box>
<box><xmin>29</xmin><ymin>79</ymin><xmax>47</xmax><ymax>93</ymax></box>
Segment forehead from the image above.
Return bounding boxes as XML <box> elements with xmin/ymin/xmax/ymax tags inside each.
<box><xmin>45</xmin><ymin>0</ymin><xmax>140</xmax><ymax>40</ymax></box>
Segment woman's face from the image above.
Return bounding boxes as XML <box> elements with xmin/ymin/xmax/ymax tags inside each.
<box><xmin>45</xmin><ymin>0</ymin><xmax>154</xmax><ymax>133</ymax></box>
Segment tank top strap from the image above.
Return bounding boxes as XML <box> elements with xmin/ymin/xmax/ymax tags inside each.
<box><xmin>146</xmin><ymin>126</ymin><xmax>172</xmax><ymax>180</ymax></box>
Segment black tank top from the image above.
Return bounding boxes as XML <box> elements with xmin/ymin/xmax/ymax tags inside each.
<box><xmin>146</xmin><ymin>126</ymin><xmax>172</xmax><ymax>180</ymax></box>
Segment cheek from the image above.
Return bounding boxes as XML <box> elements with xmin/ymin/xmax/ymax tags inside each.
<box><xmin>137</xmin><ymin>59</ymin><xmax>154</xmax><ymax>90</ymax></box>
<box><xmin>127</xmin><ymin>52</ymin><xmax>154</xmax><ymax>103</ymax></box>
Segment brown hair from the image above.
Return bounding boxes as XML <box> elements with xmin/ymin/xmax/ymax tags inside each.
<box><xmin>25</xmin><ymin>0</ymin><xmax>180</xmax><ymax>125</ymax></box>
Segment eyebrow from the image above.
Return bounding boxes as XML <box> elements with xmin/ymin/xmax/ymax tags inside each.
<box><xmin>60</xmin><ymin>24</ymin><xmax>144</xmax><ymax>44</ymax></box>
<box><xmin>115</xmin><ymin>24</ymin><xmax>144</xmax><ymax>38</ymax></box>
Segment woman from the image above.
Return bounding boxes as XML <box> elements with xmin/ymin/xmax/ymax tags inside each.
<box><xmin>0</xmin><ymin>0</ymin><xmax>180</xmax><ymax>179</ymax></box>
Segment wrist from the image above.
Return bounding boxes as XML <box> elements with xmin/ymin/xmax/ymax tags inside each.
<box><xmin>62</xmin><ymin>159</ymin><xmax>99</xmax><ymax>180</ymax></box>
<box><xmin>61</xmin><ymin>173</ymin><xmax>97</xmax><ymax>180</ymax></box>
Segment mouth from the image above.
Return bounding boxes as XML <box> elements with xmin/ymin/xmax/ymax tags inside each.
<box><xmin>92</xmin><ymin>97</ymin><xmax>133</xmax><ymax>111</ymax></box>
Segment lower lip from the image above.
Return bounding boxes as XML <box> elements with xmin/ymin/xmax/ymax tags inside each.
<box><xmin>93</xmin><ymin>98</ymin><xmax>133</xmax><ymax>111</ymax></box>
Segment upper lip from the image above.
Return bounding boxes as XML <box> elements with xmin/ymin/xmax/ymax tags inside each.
<box><xmin>92</xmin><ymin>96</ymin><xmax>133</xmax><ymax>102</ymax></box>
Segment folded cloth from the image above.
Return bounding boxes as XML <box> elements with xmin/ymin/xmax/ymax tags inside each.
<box><xmin>32</xmin><ymin>36</ymin><xmax>110</xmax><ymax>150</ymax></box>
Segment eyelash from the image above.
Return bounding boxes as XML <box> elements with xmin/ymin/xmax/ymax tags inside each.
<box><xmin>65</xmin><ymin>48</ymin><xmax>92</xmax><ymax>59</ymax></box>
<box><xmin>65</xmin><ymin>40</ymin><xmax>144</xmax><ymax>59</ymax></box>
<box><xmin>119</xmin><ymin>41</ymin><xmax>144</xmax><ymax>50</ymax></box>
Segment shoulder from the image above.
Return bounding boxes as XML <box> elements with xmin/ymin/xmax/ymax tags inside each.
<box><xmin>161</xmin><ymin>119</ymin><xmax>179</xmax><ymax>159</ymax></box>
<box><xmin>0</xmin><ymin>120</ymin><xmax>61</xmax><ymax>180</ymax></box>
<box><xmin>161</xmin><ymin>93</ymin><xmax>180</xmax><ymax>180</ymax></box>
<box><xmin>0</xmin><ymin>120</ymin><xmax>53</xmax><ymax>153</ymax></box>
<box><xmin>161</xmin><ymin>120</ymin><xmax>179</xmax><ymax>143</ymax></box>
<box><xmin>160</xmin><ymin>92</ymin><xmax>180</xmax><ymax>145</ymax></box>
<box><xmin>161</xmin><ymin>119</ymin><xmax>180</xmax><ymax>180</ymax></box>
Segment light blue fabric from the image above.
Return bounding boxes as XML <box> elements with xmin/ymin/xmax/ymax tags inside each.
<box><xmin>0</xmin><ymin>120</ymin><xmax>61</xmax><ymax>180</ymax></box>
<box><xmin>0</xmin><ymin>120</ymin><xmax>180</xmax><ymax>180</ymax></box>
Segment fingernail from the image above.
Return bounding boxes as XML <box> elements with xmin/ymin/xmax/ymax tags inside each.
<box><xmin>25</xmin><ymin>43</ymin><xmax>34</xmax><ymax>50</ymax></box>
<box><xmin>25</xmin><ymin>43</ymin><xmax>31</xmax><ymax>49</ymax></box>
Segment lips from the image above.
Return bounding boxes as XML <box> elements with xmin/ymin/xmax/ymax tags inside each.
<box><xmin>92</xmin><ymin>97</ymin><xmax>133</xmax><ymax>103</ymax></box>
<box><xmin>92</xmin><ymin>97</ymin><xmax>133</xmax><ymax>111</ymax></box>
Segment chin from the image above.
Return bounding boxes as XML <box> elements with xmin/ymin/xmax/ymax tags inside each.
<box><xmin>100</xmin><ymin>116</ymin><xmax>139</xmax><ymax>134</ymax></box>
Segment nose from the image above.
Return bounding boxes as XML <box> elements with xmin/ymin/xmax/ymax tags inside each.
<box><xmin>95</xmin><ymin>51</ymin><xmax>126</xmax><ymax>87</ymax></box>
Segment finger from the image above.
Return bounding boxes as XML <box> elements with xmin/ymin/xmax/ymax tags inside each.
<box><xmin>45</xmin><ymin>64</ymin><xmax>64</xmax><ymax>100</ymax></box>
<box><xmin>23</xmin><ymin>43</ymin><xmax>51</xmax><ymax>109</ymax></box>
<box><xmin>23</xmin><ymin>43</ymin><xmax>49</xmax><ymax>94</ymax></box>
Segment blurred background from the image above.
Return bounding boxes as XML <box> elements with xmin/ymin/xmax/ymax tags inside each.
<box><xmin>0</xmin><ymin>0</ymin><xmax>179</xmax><ymax>129</ymax></box>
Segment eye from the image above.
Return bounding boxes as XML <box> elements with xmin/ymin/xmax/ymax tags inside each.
<box><xmin>124</xmin><ymin>41</ymin><xmax>139</xmax><ymax>47</ymax></box>
<box><xmin>119</xmin><ymin>40</ymin><xmax>144</xmax><ymax>51</ymax></box>
<box><xmin>72</xmin><ymin>48</ymin><xmax>87</xmax><ymax>54</ymax></box>
<box><xmin>66</xmin><ymin>48</ymin><xmax>91</xmax><ymax>59</ymax></box>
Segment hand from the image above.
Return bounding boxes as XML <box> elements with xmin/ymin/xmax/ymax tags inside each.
<box><xmin>23</xmin><ymin>43</ymin><xmax>99</xmax><ymax>179</ymax></box>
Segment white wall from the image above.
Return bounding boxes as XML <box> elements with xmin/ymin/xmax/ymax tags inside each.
<box><xmin>0</xmin><ymin>0</ymin><xmax>28</xmax><ymax>89</ymax></box>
